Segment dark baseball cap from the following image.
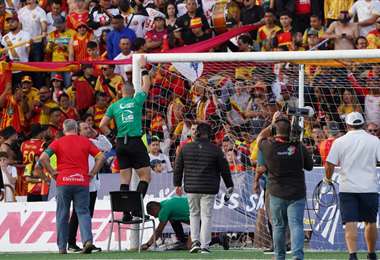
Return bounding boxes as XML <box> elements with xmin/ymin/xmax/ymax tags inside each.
<box><xmin>327</xmin><ymin>121</ymin><xmax>340</xmax><ymax>135</ymax></box>
<box><xmin>53</xmin><ymin>15</ymin><xmax>65</xmax><ymax>26</ymax></box>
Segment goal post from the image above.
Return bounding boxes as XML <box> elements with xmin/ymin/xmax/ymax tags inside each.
<box><xmin>131</xmin><ymin>49</ymin><xmax>380</xmax><ymax>250</ymax></box>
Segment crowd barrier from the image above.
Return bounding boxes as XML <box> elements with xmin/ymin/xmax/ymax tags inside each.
<box><xmin>0</xmin><ymin>168</ymin><xmax>379</xmax><ymax>251</ymax></box>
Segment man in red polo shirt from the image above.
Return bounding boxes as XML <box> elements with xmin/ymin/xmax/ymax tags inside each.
<box><xmin>39</xmin><ymin>119</ymin><xmax>104</xmax><ymax>254</ymax></box>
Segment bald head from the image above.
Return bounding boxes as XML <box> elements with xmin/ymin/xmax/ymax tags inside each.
<box><xmin>122</xmin><ymin>82</ymin><xmax>135</xmax><ymax>97</ymax></box>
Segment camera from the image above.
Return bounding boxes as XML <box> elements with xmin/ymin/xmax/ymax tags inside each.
<box><xmin>287</xmin><ymin>106</ymin><xmax>312</xmax><ymax>117</ymax></box>
<box><xmin>286</xmin><ymin>106</ymin><xmax>314</xmax><ymax>143</ymax></box>
<box><xmin>341</xmin><ymin>33</ymin><xmax>346</xmax><ymax>38</ymax></box>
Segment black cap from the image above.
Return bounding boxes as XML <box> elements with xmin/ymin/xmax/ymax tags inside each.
<box><xmin>53</xmin><ymin>15</ymin><xmax>65</xmax><ymax>26</ymax></box>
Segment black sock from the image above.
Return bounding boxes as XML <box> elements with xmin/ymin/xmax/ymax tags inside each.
<box><xmin>349</xmin><ymin>252</ymin><xmax>358</xmax><ymax>260</ymax></box>
<box><xmin>136</xmin><ymin>181</ymin><xmax>149</xmax><ymax>198</ymax></box>
<box><xmin>368</xmin><ymin>252</ymin><xmax>377</xmax><ymax>259</ymax></box>
<box><xmin>120</xmin><ymin>184</ymin><xmax>129</xmax><ymax>191</ymax></box>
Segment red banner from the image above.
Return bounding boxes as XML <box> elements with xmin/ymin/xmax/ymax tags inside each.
<box><xmin>1</xmin><ymin>24</ymin><xmax>259</xmax><ymax>72</ymax></box>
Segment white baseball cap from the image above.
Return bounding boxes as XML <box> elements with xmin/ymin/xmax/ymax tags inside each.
<box><xmin>345</xmin><ymin>112</ymin><xmax>365</xmax><ymax>126</ymax></box>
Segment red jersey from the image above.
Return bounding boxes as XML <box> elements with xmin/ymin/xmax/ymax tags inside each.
<box><xmin>48</xmin><ymin>135</ymin><xmax>101</xmax><ymax>186</ymax></box>
<box><xmin>295</xmin><ymin>0</ymin><xmax>311</xmax><ymax>14</ymax></box>
<box><xmin>21</xmin><ymin>139</ymin><xmax>47</xmax><ymax>195</ymax></box>
<box><xmin>72</xmin><ymin>32</ymin><xmax>93</xmax><ymax>61</ymax></box>
<box><xmin>21</xmin><ymin>139</ymin><xmax>44</xmax><ymax>165</ymax></box>
<box><xmin>66</xmin><ymin>11</ymin><xmax>89</xmax><ymax>30</ymax></box>
<box><xmin>60</xmin><ymin>107</ymin><xmax>79</xmax><ymax>126</ymax></box>
<box><xmin>145</xmin><ymin>29</ymin><xmax>168</xmax><ymax>53</ymax></box>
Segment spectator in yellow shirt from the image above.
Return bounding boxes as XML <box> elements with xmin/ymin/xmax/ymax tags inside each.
<box><xmin>324</xmin><ymin>0</ymin><xmax>354</xmax><ymax>25</ymax></box>
<box><xmin>46</xmin><ymin>16</ymin><xmax>76</xmax><ymax>62</ymax></box>
<box><xmin>302</xmin><ymin>15</ymin><xmax>325</xmax><ymax>47</ymax></box>
<box><xmin>367</xmin><ymin>19</ymin><xmax>380</xmax><ymax>49</ymax></box>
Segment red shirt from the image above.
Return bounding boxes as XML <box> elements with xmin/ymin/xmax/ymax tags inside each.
<box><xmin>145</xmin><ymin>29</ymin><xmax>168</xmax><ymax>53</ymax></box>
<box><xmin>48</xmin><ymin>135</ymin><xmax>101</xmax><ymax>186</ymax></box>
<box><xmin>21</xmin><ymin>139</ymin><xmax>44</xmax><ymax>165</ymax></box>
<box><xmin>66</xmin><ymin>11</ymin><xmax>89</xmax><ymax>30</ymax></box>
<box><xmin>295</xmin><ymin>0</ymin><xmax>311</xmax><ymax>14</ymax></box>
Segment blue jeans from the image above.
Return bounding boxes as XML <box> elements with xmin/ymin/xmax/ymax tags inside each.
<box><xmin>56</xmin><ymin>185</ymin><xmax>93</xmax><ymax>251</ymax></box>
<box><xmin>270</xmin><ymin>195</ymin><xmax>305</xmax><ymax>260</ymax></box>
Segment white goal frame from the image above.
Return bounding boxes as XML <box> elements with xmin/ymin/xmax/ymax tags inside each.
<box><xmin>130</xmin><ymin>49</ymin><xmax>380</xmax><ymax>249</ymax></box>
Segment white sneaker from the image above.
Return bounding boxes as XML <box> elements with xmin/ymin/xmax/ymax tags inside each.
<box><xmin>189</xmin><ymin>240</ymin><xmax>201</xmax><ymax>253</ymax></box>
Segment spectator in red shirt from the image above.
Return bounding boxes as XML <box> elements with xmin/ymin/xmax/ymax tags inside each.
<box><xmin>66</xmin><ymin>0</ymin><xmax>89</xmax><ymax>30</ymax></box>
<box><xmin>145</xmin><ymin>16</ymin><xmax>168</xmax><ymax>53</ymax></box>
<box><xmin>319</xmin><ymin>121</ymin><xmax>340</xmax><ymax>165</ymax></box>
<box><xmin>39</xmin><ymin>119</ymin><xmax>104</xmax><ymax>254</ymax></box>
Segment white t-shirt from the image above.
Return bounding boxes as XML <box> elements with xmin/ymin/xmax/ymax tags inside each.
<box><xmin>1</xmin><ymin>165</ymin><xmax>17</xmax><ymax>202</ymax></box>
<box><xmin>149</xmin><ymin>153</ymin><xmax>173</xmax><ymax>175</ymax></box>
<box><xmin>365</xmin><ymin>95</ymin><xmax>380</xmax><ymax>126</ymax></box>
<box><xmin>18</xmin><ymin>6</ymin><xmax>47</xmax><ymax>41</ymax></box>
<box><xmin>126</xmin><ymin>13</ymin><xmax>148</xmax><ymax>38</ymax></box>
<box><xmin>350</xmin><ymin>0</ymin><xmax>380</xmax><ymax>36</ymax></box>
<box><xmin>88</xmin><ymin>135</ymin><xmax>112</xmax><ymax>192</ymax></box>
<box><xmin>327</xmin><ymin>129</ymin><xmax>380</xmax><ymax>193</ymax></box>
<box><xmin>1</xmin><ymin>30</ymin><xmax>31</xmax><ymax>62</ymax></box>
<box><xmin>114</xmin><ymin>52</ymin><xmax>133</xmax><ymax>82</ymax></box>
<box><xmin>91</xmin><ymin>8</ymin><xmax>119</xmax><ymax>38</ymax></box>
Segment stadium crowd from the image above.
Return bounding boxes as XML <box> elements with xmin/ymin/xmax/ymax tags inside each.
<box><xmin>0</xmin><ymin>0</ymin><xmax>379</xmax><ymax>208</ymax></box>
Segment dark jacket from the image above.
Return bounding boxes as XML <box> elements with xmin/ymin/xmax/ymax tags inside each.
<box><xmin>173</xmin><ymin>138</ymin><xmax>233</xmax><ymax>194</ymax></box>
<box><xmin>260</xmin><ymin>139</ymin><xmax>313</xmax><ymax>200</ymax></box>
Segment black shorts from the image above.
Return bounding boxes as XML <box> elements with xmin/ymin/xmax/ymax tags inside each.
<box><xmin>116</xmin><ymin>137</ymin><xmax>150</xmax><ymax>170</ymax></box>
<box><xmin>339</xmin><ymin>192</ymin><xmax>379</xmax><ymax>224</ymax></box>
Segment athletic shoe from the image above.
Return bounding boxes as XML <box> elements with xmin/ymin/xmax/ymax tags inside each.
<box><xmin>263</xmin><ymin>247</ymin><xmax>274</xmax><ymax>254</ymax></box>
<box><xmin>200</xmin><ymin>248</ymin><xmax>211</xmax><ymax>254</ymax></box>
<box><xmin>367</xmin><ymin>252</ymin><xmax>378</xmax><ymax>260</ymax></box>
<box><xmin>220</xmin><ymin>234</ymin><xmax>230</xmax><ymax>250</ymax></box>
<box><xmin>81</xmin><ymin>241</ymin><xmax>93</xmax><ymax>254</ymax></box>
<box><xmin>67</xmin><ymin>244</ymin><xmax>81</xmax><ymax>253</ymax></box>
<box><xmin>189</xmin><ymin>240</ymin><xmax>201</xmax><ymax>253</ymax></box>
<box><xmin>59</xmin><ymin>249</ymin><xmax>67</xmax><ymax>254</ymax></box>
<box><xmin>91</xmin><ymin>245</ymin><xmax>102</xmax><ymax>252</ymax></box>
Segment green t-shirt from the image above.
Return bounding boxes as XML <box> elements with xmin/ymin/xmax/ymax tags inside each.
<box><xmin>158</xmin><ymin>196</ymin><xmax>190</xmax><ymax>222</ymax></box>
<box><xmin>105</xmin><ymin>92</ymin><xmax>147</xmax><ymax>137</ymax></box>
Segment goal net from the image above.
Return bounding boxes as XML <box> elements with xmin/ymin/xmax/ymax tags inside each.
<box><xmin>136</xmin><ymin>50</ymin><xmax>380</xmax><ymax>250</ymax></box>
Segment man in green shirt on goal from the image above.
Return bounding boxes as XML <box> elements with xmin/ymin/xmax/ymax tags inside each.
<box><xmin>100</xmin><ymin>56</ymin><xmax>151</xmax><ymax>221</ymax></box>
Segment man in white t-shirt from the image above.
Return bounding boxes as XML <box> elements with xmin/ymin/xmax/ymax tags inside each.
<box><xmin>350</xmin><ymin>0</ymin><xmax>380</xmax><ymax>36</ymax></box>
<box><xmin>113</xmin><ymin>37</ymin><xmax>133</xmax><ymax>82</ymax></box>
<box><xmin>1</xmin><ymin>14</ymin><xmax>31</xmax><ymax>85</ymax></box>
<box><xmin>18</xmin><ymin>0</ymin><xmax>47</xmax><ymax>61</ymax></box>
<box><xmin>1</xmin><ymin>14</ymin><xmax>31</xmax><ymax>62</ymax></box>
<box><xmin>149</xmin><ymin>136</ymin><xmax>172</xmax><ymax>175</ymax></box>
<box><xmin>325</xmin><ymin>112</ymin><xmax>380</xmax><ymax>260</ymax></box>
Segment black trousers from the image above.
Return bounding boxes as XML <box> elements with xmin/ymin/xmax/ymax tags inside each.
<box><xmin>68</xmin><ymin>191</ymin><xmax>97</xmax><ymax>245</ymax></box>
<box><xmin>170</xmin><ymin>220</ymin><xmax>189</xmax><ymax>243</ymax></box>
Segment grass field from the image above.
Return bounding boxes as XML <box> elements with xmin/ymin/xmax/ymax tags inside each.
<box><xmin>0</xmin><ymin>249</ymin><xmax>364</xmax><ymax>259</ymax></box>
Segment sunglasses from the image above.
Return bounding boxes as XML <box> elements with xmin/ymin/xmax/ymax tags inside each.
<box><xmin>368</xmin><ymin>129</ymin><xmax>378</xmax><ymax>133</ymax></box>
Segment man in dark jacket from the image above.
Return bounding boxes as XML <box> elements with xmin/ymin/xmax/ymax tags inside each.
<box><xmin>255</xmin><ymin>112</ymin><xmax>313</xmax><ymax>260</ymax></box>
<box><xmin>174</xmin><ymin>122</ymin><xmax>233</xmax><ymax>254</ymax></box>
